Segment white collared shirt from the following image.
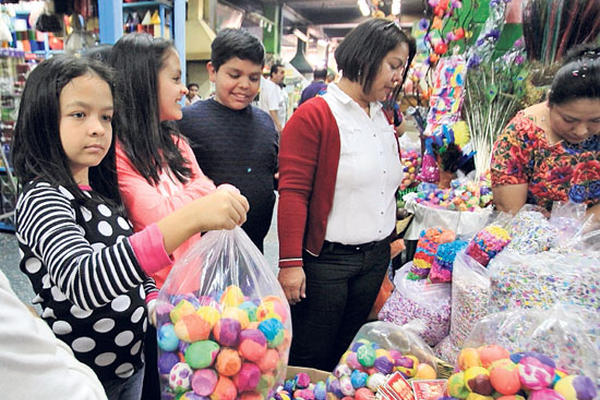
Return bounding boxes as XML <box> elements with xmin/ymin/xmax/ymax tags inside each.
<box><xmin>322</xmin><ymin>83</ymin><xmax>403</xmax><ymax>245</ymax></box>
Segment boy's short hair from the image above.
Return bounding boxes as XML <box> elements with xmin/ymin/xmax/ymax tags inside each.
<box><xmin>313</xmin><ymin>68</ymin><xmax>327</xmax><ymax>80</ymax></box>
<box><xmin>187</xmin><ymin>83</ymin><xmax>199</xmax><ymax>90</ymax></box>
<box><xmin>211</xmin><ymin>28</ymin><xmax>265</xmax><ymax>71</ymax></box>
<box><xmin>270</xmin><ymin>62</ymin><xmax>284</xmax><ymax>77</ymax></box>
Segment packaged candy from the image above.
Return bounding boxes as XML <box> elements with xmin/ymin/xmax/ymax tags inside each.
<box><xmin>436</xmin><ymin>251</ymin><xmax>491</xmax><ymax>363</ymax></box>
<box><xmin>379</xmin><ymin>263</ymin><xmax>451</xmax><ymax>346</ymax></box>
<box><xmin>156</xmin><ymin>228</ymin><xmax>292</xmax><ymax>400</ymax></box>
<box><xmin>463</xmin><ymin>305</ymin><xmax>600</xmax><ymax>386</ymax></box>
<box><xmin>465</xmin><ymin>225</ymin><xmax>511</xmax><ymax>267</ymax></box>
<box><xmin>409</xmin><ymin>227</ymin><xmax>456</xmax><ymax>280</ymax></box>
<box><xmin>328</xmin><ymin>321</ymin><xmax>438</xmax><ymax>400</ymax></box>
<box><xmin>446</xmin><ymin>343</ymin><xmax>597</xmax><ymax>400</ymax></box>
<box><xmin>429</xmin><ymin>239</ymin><xmax>469</xmax><ymax>283</ymax></box>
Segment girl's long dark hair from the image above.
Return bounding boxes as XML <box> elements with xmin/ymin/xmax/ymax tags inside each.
<box><xmin>110</xmin><ymin>33</ymin><xmax>192</xmax><ymax>185</ymax></box>
<box><xmin>12</xmin><ymin>55</ymin><xmax>122</xmax><ymax>205</ymax></box>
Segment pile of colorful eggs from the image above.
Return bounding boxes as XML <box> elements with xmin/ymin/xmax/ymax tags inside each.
<box><xmin>414</xmin><ymin>179</ymin><xmax>493</xmax><ymax>211</ymax></box>
<box><xmin>447</xmin><ymin>345</ymin><xmax>597</xmax><ymax>400</ymax></box>
<box><xmin>400</xmin><ymin>149</ymin><xmax>422</xmax><ymax>190</ymax></box>
<box><xmin>465</xmin><ymin>225</ymin><xmax>511</xmax><ymax>267</ymax></box>
<box><xmin>326</xmin><ymin>339</ymin><xmax>438</xmax><ymax>400</ymax></box>
<box><xmin>271</xmin><ymin>372</ymin><xmax>327</xmax><ymax>400</ymax></box>
<box><xmin>156</xmin><ymin>285</ymin><xmax>291</xmax><ymax>400</ymax></box>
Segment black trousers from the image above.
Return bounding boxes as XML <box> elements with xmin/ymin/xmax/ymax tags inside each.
<box><xmin>288</xmin><ymin>239</ymin><xmax>390</xmax><ymax>372</ymax></box>
<box><xmin>141</xmin><ymin>325</ymin><xmax>160</xmax><ymax>400</ymax></box>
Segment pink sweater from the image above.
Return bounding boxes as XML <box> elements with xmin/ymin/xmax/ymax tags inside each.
<box><xmin>116</xmin><ymin>136</ymin><xmax>216</xmax><ymax>287</ymax></box>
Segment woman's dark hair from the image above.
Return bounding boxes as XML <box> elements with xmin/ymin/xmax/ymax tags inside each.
<box><xmin>548</xmin><ymin>43</ymin><xmax>600</xmax><ymax>105</ymax></box>
<box><xmin>211</xmin><ymin>28</ymin><xmax>265</xmax><ymax>71</ymax></box>
<box><xmin>12</xmin><ymin>55</ymin><xmax>121</xmax><ymax>205</ymax></box>
<box><xmin>335</xmin><ymin>18</ymin><xmax>416</xmax><ymax>95</ymax></box>
<box><xmin>82</xmin><ymin>44</ymin><xmax>113</xmax><ymax>64</ymax></box>
<box><xmin>110</xmin><ymin>33</ymin><xmax>192</xmax><ymax>185</ymax></box>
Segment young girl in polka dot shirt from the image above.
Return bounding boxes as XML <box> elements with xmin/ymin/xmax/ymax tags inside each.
<box><xmin>11</xmin><ymin>56</ymin><xmax>248</xmax><ymax>400</ymax></box>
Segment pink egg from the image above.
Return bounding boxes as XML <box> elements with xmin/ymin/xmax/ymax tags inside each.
<box><xmin>518</xmin><ymin>357</ymin><xmax>554</xmax><ymax>390</ymax></box>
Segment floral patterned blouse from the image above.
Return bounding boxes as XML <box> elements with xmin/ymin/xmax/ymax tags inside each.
<box><xmin>491</xmin><ymin>112</ymin><xmax>600</xmax><ymax>210</ymax></box>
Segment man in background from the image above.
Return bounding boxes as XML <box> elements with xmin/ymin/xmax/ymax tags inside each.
<box><xmin>184</xmin><ymin>82</ymin><xmax>201</xmax><ymax>106</ymax></box>
<box><xmin>258</xmin><ymin>62</ymin><xmax>287</xmax><ymax>132</ymax></box>
<box><xmin>298</xmin><ymin>67</ymin><xmax>328</xmax><ymax>106</ymax></box>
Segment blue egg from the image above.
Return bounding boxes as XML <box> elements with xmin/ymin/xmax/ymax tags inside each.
<box><xmin>157</xmin><ymin>323</ymin><xmax>179</xmax><ymax>351</ymax></box>
<box><xmin>350</xmin><ymin>369</ymin><xmax>368</xmax><ymax>389</ymax></box>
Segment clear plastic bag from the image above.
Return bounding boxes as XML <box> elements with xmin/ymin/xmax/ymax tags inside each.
<box><xmin>326</xmin><ymin>321</ymin><xmax>438</xmax><ymax>399</ymax></box>
<box><xmin>487</xmin><ymin>249</ymin><xmax>600</xmax><ymax>314</ymax></box>
<box><xmin>506</xmin><ymin>204</ymin><xmax>558</xmax><ymax>254</ymax></box>
<box><xmin>155</xmin><ymin>228</ymin><xmax>291</xmax><ymax>400</ymax></box>
<box><xmin>463</xmin><ymin>305</ymin><xmax>600</xmax><ymax>386</ymax></box>
<box><xmin>379</xmin><ymin>263</ymin><xmax>451</xmax><ymax>347</ymax></box>
<box><xmin>440</xmin><ymin>251</ymin><xmax>491</xmax><ymax>362</ymax></box>
<box><xmin>399</xmin><ymin>131</ymin><xmax>422</xmax><ymax>190</ymax></box>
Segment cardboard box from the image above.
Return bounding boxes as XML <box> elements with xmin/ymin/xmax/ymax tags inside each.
<box><xmin>285</xmin><ymin>366</ymin><xmax>330</xmax><ymax>382</ymax></box>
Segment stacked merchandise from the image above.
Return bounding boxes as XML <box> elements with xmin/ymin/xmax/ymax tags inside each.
<box><xmin>380</xmin><ymin>228</ymin><xmax>466</xmax><ymax>347</ymax></box>
<box><xmin>435</xmin><ymin>222</ymin><xmax>511</xmax><ymax>362</ymax></box>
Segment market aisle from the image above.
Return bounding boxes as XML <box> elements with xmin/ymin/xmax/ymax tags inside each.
<box><xmin>0</xmin><ymin>195</ymin><xmax>280</xmax><ymax>307</ymax></box>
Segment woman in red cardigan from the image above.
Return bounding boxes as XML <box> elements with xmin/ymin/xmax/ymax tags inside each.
<box><xmin>277</xmin><ymin>18</ymin><xmax>416</xmax><ymax>371</ymax></box>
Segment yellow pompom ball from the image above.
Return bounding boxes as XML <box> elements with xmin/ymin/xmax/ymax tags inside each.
<box><xmin>196</xmin><ymin>305</ymin><xmax>221</xmax><ymax>328</ymax></box>
<box><xmin>221</xmin><ymin>307</ymin><xmax>250</xmax><ymax>329</ymax></box>
<box><xmin>452</xmin><ymin>120</ymin><xmax>470</xmax><ymax>147</ymax></box>
<box><xmin>220</xmin><ymin>285</ymin><xmax>245</xmax><ymax>307</ymax></box>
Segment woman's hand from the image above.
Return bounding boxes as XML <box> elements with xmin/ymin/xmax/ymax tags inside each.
<box><xmin>278</xmin><ymin>267</ymin><xmax>306</xmax><ymax>305</ymax></box>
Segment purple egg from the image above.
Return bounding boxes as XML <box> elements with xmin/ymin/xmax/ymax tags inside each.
<box><xmin>374</xmin><ymin>356</ymin><xmax>394</xmax><ymax>374</ymax></box>
<box><xmin>158</xmin><ymin>352</ymin><xmax>180</xmax><ymax>374</ymax></box>
<box><xmin>213</xmin><ymin>318</ymin><xmax>241</xmax><ymax>347</ymax></box>
<box><xmin>573</xmin><ymin>376</ymin><xmax>597</xmax><ymax>400</ymax></box>
<box><xmin>329</xmin><ymin>377</ymin><xmax>344</xmax><ymax>398</ymax></box>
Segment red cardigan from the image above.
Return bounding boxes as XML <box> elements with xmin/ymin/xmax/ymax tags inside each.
<box><xmin>277</xmin><ymin>97</ymin><xmax>341</xmax><ymax>268</ymax></box>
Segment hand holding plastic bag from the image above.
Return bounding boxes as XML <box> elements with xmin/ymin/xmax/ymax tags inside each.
<box><xmin>155</xmin><ymin>228</ymin><xmax>291</xmax><ymax>400</ymax></box>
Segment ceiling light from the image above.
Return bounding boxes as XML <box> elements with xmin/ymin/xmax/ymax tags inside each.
<box><xmin>357</xmin><ymin>0</ymin><xmax>371</xmax><ymax>17</ymax></box>
<box><xmin>392</xmin><ymin>0</ymin><xmax>401</xmax><ymax>15</ymax></box>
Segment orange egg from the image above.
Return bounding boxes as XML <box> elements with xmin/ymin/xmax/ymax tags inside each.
<box><xmin>478</xmin><ymin>345</ymin><xmax>510</xmax><ymax>368</ymax></box>
<box><xmin>415</xmin><ymin>363</ymin><xmax>437</xmax><ymax>379</ymax></box>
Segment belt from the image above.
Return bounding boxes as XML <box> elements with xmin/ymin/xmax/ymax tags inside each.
<box><xmin>322</xmin><ymin>238</ymin><xmax>388</xmax><ymax>253</ymax></box>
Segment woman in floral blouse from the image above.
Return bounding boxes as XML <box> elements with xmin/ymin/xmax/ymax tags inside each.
<box><xmin>491</xmin><ymin>44</ymin><xmax>600</xmax><ymax>219</ymax></box>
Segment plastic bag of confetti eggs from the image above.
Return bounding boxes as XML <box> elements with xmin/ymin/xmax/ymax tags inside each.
<box><xmin>156</xmin><ymin>227</ymin><xmax>292</xmax><ymax>400</ymax></box>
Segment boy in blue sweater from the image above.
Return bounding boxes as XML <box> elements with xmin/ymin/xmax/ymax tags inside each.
<box><xmin>178</xmin><ymin>29</ymin><xmax>278</xmax><ymax>252</ymax></box>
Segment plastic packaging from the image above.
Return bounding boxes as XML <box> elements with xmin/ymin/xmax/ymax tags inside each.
<box><xmin>464</xmin><ymin>305</ymin><xmax>600</xmax><ymax>385</ymax></box>
<box><xmin>398</xmin><ymin>131</ymin><xmax>423</xmax><ymax>190</ymax></box>
<box><xmin>326</xmin><ymin>321</ymin><xmax>439</xmax><ymax>399</ymax></box>
<box><xmin>428</xmin><ymin>239</ymin><xmax>469</xmax><ymax>283</ymax></box>
<box><xmin>156</xmin><ymin>228</ymin><xmax>291</xmax><ymax>400</ymax></box>
<box><xmin>379</xmin><ymin>263</ymin><xmax>451</xmax><ymax>347</ymax></box>
<box><xmin>488</xmin><ymin>249</ymin><xmax>600</xmax><ymax>313</ymax></box>
<box><xmin>436</xmin><ymin>251</ymin><xmax>490</xmax><ymax>362</ymax></box>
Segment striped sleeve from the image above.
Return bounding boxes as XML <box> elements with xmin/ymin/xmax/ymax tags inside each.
<box><xmin>16</xmin><ymin>185</ymin><xmax>147</xmax><ymax>311</ymax></box>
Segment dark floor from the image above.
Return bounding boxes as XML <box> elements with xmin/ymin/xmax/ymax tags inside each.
<box><xmin>0</xmin><ymin>196</ymin><xmax>280</xmax><ymax>308</ymax></box>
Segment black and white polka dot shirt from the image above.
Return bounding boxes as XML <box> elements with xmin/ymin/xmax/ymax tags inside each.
<box><xmin>15</xmin><ymin>180</ymin><xmax>157</xmax><ymax>383</ymax></box>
